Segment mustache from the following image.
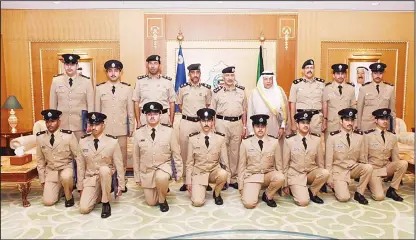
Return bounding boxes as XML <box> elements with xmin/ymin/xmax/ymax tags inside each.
<box><xmin>111</xmin><ymin>75</ymin><xmax>116</xmax><ymax>78</ymax></box>
<box><xmin>307</xmin><ymin>71</ymin><xmax>312</xmax><ymax>74</ymax></box>
<box><xmin>204</xmin><ymin>125</ymin><xmax>209</xmax><ymax>128</ymax></box>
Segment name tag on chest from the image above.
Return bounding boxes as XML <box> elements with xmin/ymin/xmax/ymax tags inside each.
<box><xmin>335</xmin><ymin>144</ymin><xmax>344</xmax><ymax>149</ymax></box>
<box><xmin>248</xmin><ymin>148</ymin><xmax>256</xmax><ymax>153</ymax></box>
<box><xmin>83</xmin><ymin>149</ymin><xmax>89</xmax><ymax>152</ymax></box>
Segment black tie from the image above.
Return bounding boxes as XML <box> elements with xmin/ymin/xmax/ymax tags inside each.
<box><xmin>338</xmin><ymin>85</ymin><xmax>343</xmax><ymax>95</ymax></box>
<box><xmin>346</xmin><ymin>133</ymin><xmax>350</xmax><ymax>147</ymax></box>
<box><xmin>151</xmin><ymin>128</ymin><xmax>156</xmax><ymax>140</ymax></box>
<box><xmin>302</xmin><ymin>137</ymin><xmax>307</xmax><ymax>150</ymax></box>
<box><xmin>69</xmin><ymin>78</ymin><xmax>73</xmax><ymax>87</ymax></box>
<box><xmin>258</xmin><ymin>140</ymin><xmax>263</xmax><ymax>151</ymax></box>
<box><xmin>376</xmin><ymin>84</ymin><xmax>380</xmax><ymax>94</ymax></box>
<box><xmin>205</xmin><ymin>136</ymin><xmax>209</xmax><ymax>148</ymax></box>
<box><xmin>381</xmin><ymin>131</ymin><xmax>385</xmax><ymax>143</ymax></box>
<box><xmin>94</xmin><ymin>139</ymin><xmax>99</xmax><ymax>150</ymax></box>
<box><xmin>50</xmin><ymin>134</ymin><xmax>55</xmax><ymax>146</ymax></box>
<box><xmin>112</xmin><ymin>86</ymin><xmax>115</xmax><ymax>94</ymax></box>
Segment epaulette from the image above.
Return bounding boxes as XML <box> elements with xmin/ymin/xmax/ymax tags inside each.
<box><xmin>314</xmin><ymin>77</ymin><xmax>324</xmax><ymax>83</ymax></box>
<box><xmin>236</xmin><ymin>84</ymin><xmax>245</xmax><ymax>90</ymax></box>
<box><xmin>244</xmin><ymin>134</ymin><xmax>254</xmax><ymax>139</ymax></box>
<box><xmin>121</xmin><ymin>82</ymin><xmax>131</xmax><ymax>86</ymax></box>
<box><xmin>81</xmin><ymin>133</ymin><xmax>91</xmax><ymax>139</ymax></box>
<box><xmin>180</xmin><ymin>82</ymin><xmax>190</xmax><ymax>88</ymax></box>
<box><xmin>213</xmin><ymin>86</ymin><xmax>223</xmax><ymax>93</ymax></box>
<box><xmin>310</xmin><ymin>132</ymin><xmax>321</xmax><ymax>137</ymax></box>
<box><xmin>330</xmin><ymin>130</ymin><xmax>341</xmax><ymax>136</ymax></box>
<box><xmin>36</xmin><ymin>130</ymin><xmax>46</xmax><ymax>136</ymax></box>
<box><xmin>267</xmin><ymin>134</ymin><xmax>278</xmax><ymax>139</ymax></box>
<box><xmin>353</xmin><ymin>129</ymin><xmax>363</xmax><ymax>135</ymax></box>
<box><xmin>60</xmin><ymin>129</ymin><xmax>72</xmax><ymax>134</ymax></box>
<box><xmin>215</xmin><ymin>131</ymin><xmax>225</xmax><ymax>137</ymax></box>
<box><xmin>162</xmin><ymin>75</ymin><xmax>172</xmax><ymax>81</ymax></box>
<box><xmin>325</xmin><ymin>82</ymin><xmax>332</xmax><ymax>86</ymax></box>
<box><xmin>362</xmin><ymin>82</ymin><xmax>371</xmax><ymax>86</ymax></box>
<box><xmin>189</xmin><ymin>131</ymin><xmax>200</xmax><ymax>137</ymax></box>
<box><xmin>346</xmin><ymin>82</ymin><xmax>355</xmax><ymax>87</ymax></box>
<box><xmin>137</xmin><ymin>75</ymin><xmax>148</xmax><ymax>80</ymax></box>
<box><xmin>136</xmin><ymin>124</ymin><xmax>146</xmax><ymax>130</ymax></box>
<box><xmin>364</xmin><ymin>129</ymin><xmax>376</xmax><ymax>134</ymax></box>
<box><xmin>384</xmin><ymin>82</ymin><xmax>394</xmax><ymax>86</ymax></box>
<box><xmin>293</xmin><ymin>78</ymin><xmax>303</xmax><ymax>84</ymax></box>
<box><xmin>80</xmin><ymin>74</ymin><xmax>90</xmax><ymax>79</ymax></box>
<box><xmin>53</xmin><ymin>73</ymin><xmax>63</xmax><ymax>77</ymax></box>
<box><xmin>161</xmin><ymin>123</ymin><xmax>172</xmax><ymax>128</ymax></box>
<box><xmin>286</xmin><ymin>133</ymin><xmax>296</xmax><ymax>139</ymax></box>
<box><xmin>201</xmin><ymin>83</ymin><xmax>211</xmax><ymax>89</ymax></box>
<box><xmin>96</xmin><ymin>82</ymin><xmax>106</xmax><ymax>86</ymax></box>
<box><xmin>106</xmin><ymin>134</ymin><xmax>118</xmax><ymax>139</ymax></box>
<box><xmin>387</xmin><ymin>129</ymin><xmax>396</xmax><ymax>134</ymax></box>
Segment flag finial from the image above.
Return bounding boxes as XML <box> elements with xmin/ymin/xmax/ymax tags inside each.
<box><xmin>177</xmin><ymin>30</ymin><xmax>184</xmax><ymax>44</ymax></box>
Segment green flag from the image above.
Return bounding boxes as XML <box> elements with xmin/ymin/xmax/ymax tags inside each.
<box><xmin>256</xmin><ymin>45</ymin><xmax>264</xmax><ymax>83</ymax></box>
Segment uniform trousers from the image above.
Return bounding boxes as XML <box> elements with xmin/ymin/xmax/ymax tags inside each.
<box><xmin>79</xmin><ymin>166</ymin><xmax>112</xmax><ymax>214</ymax></box>
<box><xmin>143</xmin><ymin>170</ymin><xmax>171</xmax><ymax>206</ymax></box>
<box><xmin>191</xmin><ymin>167</ymin><xmax>228</xmax><ymax>207</ymax></box>
<box><xmin>43</xmin><ymin>168</ymin><xmax>73</xmax><ymax>206</ymax></box>
<box><xmin>179</xmin><ymin>119</ymin><xmax>201</xmax><ymax>181</ymax></box>
<box><xmin>289</xmin><ymin>168</ymin><xmax>329</xmax><ymax>206</ymax></box>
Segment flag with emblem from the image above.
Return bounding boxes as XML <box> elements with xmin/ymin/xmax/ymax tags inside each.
<box><xmin>174</xmin><ymin>44</ymin><xmax>186</xmax><ymax>112</ymax></box>
<box><xmin>256</xmin><ymin>45</ymin><xmax>264</xmax><ymax>83</ymax></box>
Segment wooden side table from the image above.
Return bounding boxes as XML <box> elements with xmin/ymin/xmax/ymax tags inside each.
<box><xmin>0</xmin><ymin>129</ymin><xmax>32</xmax><ymax>156</ymax></box>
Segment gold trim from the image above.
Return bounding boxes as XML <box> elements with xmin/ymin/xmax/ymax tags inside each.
<box><xmin>144</xmin><ymin>11</ymin><xmax>299</xmax><ymax>15</ymax></box>
<box><xmin>57</xmin><ymin>52</ymin><xmax>88</xmax><ymax>56</ymax></box>
<box><xmin>403</xmin><ymin>42</ymin><xmax>409</xmax><ymax>119</ymax></box>
<box><xmin>352</xmin><ymin>52</ymin><xmax>382</xmax><ymax>56</ymax></box>
<box><xmin>28</xmin><ymin>41</ymin><xmax>35</xmax><ymax>124</ymax></box>
<box><xmin>279</xmin><ymin>18</ymin><xmax>296</xmax><ymax>39</ymax></box>
<box><xmin>146</xmin><ymin>17</ymin><xmax>164</xmax><ymax>38</ymax></box>
<box><xmin>39</xmin><ymin>50</ymin><xmax>45</xmax><ymax>110</ymax></box>
<box><xmin>321</xmin><ymin>40</ymin><xmax>408</xmax><ymax>44</ymax></box>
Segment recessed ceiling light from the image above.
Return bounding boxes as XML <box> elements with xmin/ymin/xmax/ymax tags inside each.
<box><xmin>53</xmin><ymin>1</ymin><xmax>60</xmax><ymax>4</ymax></box>
<box><xmin>371</xmin><ymin>2</ymin><xmax>380</xmax><ymax>6</ymax></box>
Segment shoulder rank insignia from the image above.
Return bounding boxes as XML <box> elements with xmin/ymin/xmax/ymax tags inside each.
<box><xmin>96</xmin><ymin>82</ymin><xmax>106</xmax><ymax>87</ymax></box>
<box><xmin>236</xmin><ymin>84</ymin><xmax>245</xmax><ymax>90</ymax></box>
<box><xmin>137</xmin><ymin>75</ymin><xmax>148</xmax><ymax>80</ymax></box>
<box><xmin>161</xmin><ymin>123</ymin><xmax>172</xmax><ymax>128</ymax></box>
<box><xmin>310</xmin><ymin>132</ymin><xmax>321</xmax><ymax>137</ymax></box>
<box><xmin>330</xmin><ymin>130</ymin><xmax>341</xmax><ymax>136</ymax></box>
<box><xmin>80</xmin><ymin>74</ymin><xmax>90</xmax><ymax>79</ymax></box>
<box><xmin>60</xmin><ymin>129</ymin><xmax>72</xmax><ymax>134</ymax></box>
<box><xmin>180</xmin><ymin>82</ymin><xmax>190</xmax><ymax>88</ymax></box>
<box><xmin>121</xmin><ymin>82</ymin><xmax>131</xmax><ymax>86</ymax></box>
<box><xmin>325</xmin><ymin>82</ymin><xmax>332</xmax><ymax>86</ymax></box>
<box><xmin>267</xmin><ymin>134</ymin><xmax>278</xmax><ymax>139</ymax></box>
<box><xmin>53</xmin><ymin>73</ymin><xmax>63</xmax><ymax>77</ymax></box>
<box><xmin>189</xmin><ymin>131</ymin><xmax>200</xmax><ymax>137</ymax></box>
<box><xmin>346</xmin><ymin>82</ymin><xmax>355</xmax><ymax>87</ymax></box>
<box><xmin>36</xmin><ymin>130</ymin><xmax>46</xmax><ymax>136</ymax></box>
<box><xmin>162</xmin><ymin>75</ymin><xmax>172</xmax><ymax>81</ymax></box>
<box><xmin>384</xmin><ymin>82</ymin><xmax>394</xmax><ymax>86</ymax></box>
<box><xmin>213</xmin><ymin>86</ymin><xmax>223</xmax><ymax>93</ymax></box>
<box><xmin>353</xmin><ymin>129</ymin><xmax>363</xmax><ymax>135</ymax></box>
<box><xmin>106</xmin><ymin>134</ymin><xmax>117</xmax><ymax>139</ymax></box>
<box><xmin>201</xmin><ymin>83</ymin><xmax>211</xmax><ymax>89</ymax></box>
<box><xmin>362</xmin><ymin>82</ymin><xmax>371</xmax><ymax>86</ymax></box>
<box><xmin>293</xmin><ymin>78</ymin><xmax>303</xmax><ymax>84</ymax></box>
<box><xmin>364</xmin><ymin>129</ymin><xmax>376</xmax><ymax>134</ymax></box>
<box><xmin>314</xmin><ymin>77</ymin><xmax>324</xmax><ymax>83</ymax></box>
<box><xmin>244</xmin><ymin>134</ymin><xmax>254</xmax><ymax>139</ymax></box>
<box><xmin>387</xmin><ymin>129</ymin><xmax>396</xmax><ymax>134</ymax></box>
<box><xmin>286</xmin><ymin>133</ymin><xmax>296</xmax><ymax>139</ymax></box>
<box><xmin>136</xmin><ymin>124</ymin><xmax>146</xmax><ymax>130</ymax></box>
<box><xmin>215</xmin><ymin>131</ymin><xmax>225</xmax><ymax>137</ymax></box>
<box><xmin>81</xmin><ymin>133</ymin><xmax>91</xmax><ymax>139</ymax></box>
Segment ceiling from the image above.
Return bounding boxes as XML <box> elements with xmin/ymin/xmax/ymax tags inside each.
<box><xmin>1</xmin><ymin>1</ymin><xmax>414</xmax><ymax>12</ymax></box>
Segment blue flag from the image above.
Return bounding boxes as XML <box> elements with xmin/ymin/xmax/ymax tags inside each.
<box><xmin>174</xmin><ymin>45</ymin><xmax>186</xmax><ymax>112</ymax></box>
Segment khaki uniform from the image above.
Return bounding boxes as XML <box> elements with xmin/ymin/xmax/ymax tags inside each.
<box><xmin>133</xmin><ymin>124</ymin><xmax>183</xmax><ymax>205</ymax></box>
<box><xmin>36</xmin><ymin>129</ymin><xmax>85</xmax><ymax>206</ymax></box>
<box><xmin>289</xmin><ymin>77</ymin><xmax>325</xmax><ymax>135</ymax></box>
<box><xmin>95</xmin><ymin>81</ymin><xmax>134</xmax><ymax>176</ymax></box>
<box><xmin>283</xmin><ymin>133</ymin><xmax>329</xmax><ymax>206</ymax></box>
<box><xmin>49</xmin><ymin>74</ymin><xmax>94</xmax><ymax>140</ymax></box>
<box><xmin>176</xmin><ymin>82</ymin><xmax>212</xmax><ymax>181</ymax></box>
<box><xmin>325</xmin><ymin>129</ymin><xmax>372</xmax><ymax>202</ymax></box>
<box><xmin>78</xmin><ymin>133</ymin><xmax>125</xmax><ymax>214</ymax></box>
<box><xmin>186</xmin><ymin>131</ymin><xmax>229</xmax><ymax>206</ymax></box>
<box><xmin>364</xmin><ymin>128</ymin><xmax>408</xmax><ymax>200</ymax></box>
<box><xmin>211</xmin><ymin>84</ymin><xmax>247</xmax><ymax>184</ymax></box>
<box><xmin>357</xmin><ymin>82</ymin><xmax>396</xmax><ymax>131</ymax></box>
<box><xmin>322</xmin><ymin>82</ymin><xmax>356</xmax><ymax>139</ymax></box>
<box><xmin>132</xmin><ymin>74</ymin><xmax>176</xmax><ymax>125</ymax></box>
<box><xmin>238</xmin><ymin>135</ymin><xmax>285</xmax><ymax>209</ymax></box>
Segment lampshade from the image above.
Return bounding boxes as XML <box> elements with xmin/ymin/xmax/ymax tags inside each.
<box><xmin>2</xmin><ymin>95</ymin><xmax>23</xmax><ymax>109</ymax></box>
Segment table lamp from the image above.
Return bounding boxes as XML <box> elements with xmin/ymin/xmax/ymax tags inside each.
<box><xmin>1</xmin><ymin>95</ymin><xmax>23</xmax><ymax>133</ymax></box>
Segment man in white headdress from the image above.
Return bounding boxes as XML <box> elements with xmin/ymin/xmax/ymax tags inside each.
<box><xmin>247</xmin><ymin>71</ymin><xmax>291</xmax><ymax>140</ymax></box>
<box><xmin>354</xmin><ymin>66</ymin><xmax>370</xmax><ymax>101</ymax></box>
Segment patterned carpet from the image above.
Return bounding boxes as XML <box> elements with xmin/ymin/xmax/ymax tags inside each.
<box><xmin>1</xmin><ymin>174</ymin><xmax>414</xmax><ymax>239</ymax></box>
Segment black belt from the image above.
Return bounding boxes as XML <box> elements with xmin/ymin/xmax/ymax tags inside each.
<box><xmin>182</xmin><ymin>115</ymin><xmax>199</xmax><ymax>122</ymax></box>
<box><xmin>161</xmin><ymin>109</ymin><xmax>168</xmax><ymax>114</ymax></box>
<box><xmin>297</xmin><ymin>109</ymin><xmax>321</xmax><ymax>115</ymax></box>
<box><xmin>216</xmin><ymin>115</ymin><xmax>242</xmax><ymax>122</ymax></box>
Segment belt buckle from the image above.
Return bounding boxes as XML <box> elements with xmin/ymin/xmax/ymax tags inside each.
<box><xmin>232</xmin><ymin>117</ymin><xmax>236</xmax><ymax>121</ymax></box>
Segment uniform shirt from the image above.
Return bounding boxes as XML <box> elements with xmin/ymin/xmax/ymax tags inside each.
<box><xmin>288</xmin><ymin>77</ymin><xmax>325</xmax><ymax>110</ymax></box>
<box><xmin>176</xmin><ymin>82</ymin><xmax>212</xmax><ymax>117</ymax></box>
<box><xmin>79</xmin><ymin>133</ymin><xmax>125</xmax><ymax>189</ymax></box>
<box><xmin>323</xmin><ymin>82</ymin><xmax>356</xmax><ymax>122</ymax></box>
<box><xmin>49</xmin><ymin>74</ymin><xmax>94</xmax><ymax>131</ymax></box>
<box><xmin>238</xmin><ymin>135</ymin><xmax>282</xmax><ymax>189</ymax></box>
<box><xmin>211</xmin><ymin>84</ymin><xmax>247</xmax><ymax>117</ymax></box>
<box><xmin>132</xmin><ymin>74</ymin><xmax>176</xmax><ymax>109</ymax></box>
<box><xmin>186</xmin><ymin>131</ymin><xmax>229</xmax><ymax>185</ymax></box>
<box><xmin>133</xmin><ymin>124</ymin><xmax>183</xmax><ymax>188</ymax></box>
<box><xmin>36</xmin><ymin>129</ymin><xmax>85</xmax><ymax>189</ymax></box>
<box><xmin>95</xmin><ymin>81</ymin><xmax>134</xmax><ymax>136</ymax></box>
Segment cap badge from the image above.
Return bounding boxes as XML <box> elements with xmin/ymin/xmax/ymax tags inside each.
<box><xmin>310</xmin><ymin>60</ymin><xmax>314</xmax><ymax>65</ymax></box>
<box><xmin>349</xmin><ymin>111</ymin><xmax>353</xmax><ymax>116</ymax></box>
<box><xmin>338</xmin><ymin>65</ymin><xmax>342</xmax><ymax>70</ymax></box>
<box><xmin>150</xmin><ymin>105</ymin><xmax>154</xmax><ymax>110</ymax></box>
<box><xmin>47</xmin><ymin>112</ymin><xmax>52</xmax><ymax>117</ymax></box>
<box><xmin>383</xmin><ymin>110</ymin><xmax>387</xmax><ymax>115</ymax></box>
<box><xmin>156</xmin><ymin>56</ymin><xmax>159</xmax><ymax>61</ymax></box>
<box><xmin>259</xmin><ymin>118</ymin><xmax>263</xmax><ymax>123</ymax></box>
<box><xmin>91</xmin><ymin>114</ymin><xmax>96</xmax><ymax>120</ymax></box>
<box><xmin>111</xmin><ymin>63</ymin><xmax>115</xmax><ymax>68</ymax></box>
<box><xmin>69</xmin><ymin>55</ymin><xmax>73</xmax><ymax>60</ymax></box>
<box><xmin>204</xmin><ymin>111</ymin><xmax>208</xmax><ymax>117</ymax></box>
<box><xmin>304</xmin><ymin>113</ymin><xmax>308</xmax><ymax>118</ymax></box>
<box><xmin>231</xmin><ymin>68</ymin><xmax>235</xmax><ymax>73</ymax></box>
<box><xmin>377</xmin><ymin>64</ymin><xmax>381</xmax><ymax>69</ymax></box>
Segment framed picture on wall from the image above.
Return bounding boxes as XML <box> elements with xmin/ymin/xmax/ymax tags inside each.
<box><xmin>348</xmin><ymin>57</ymin><xmax>380</xmax><ymax>100</ymax></box>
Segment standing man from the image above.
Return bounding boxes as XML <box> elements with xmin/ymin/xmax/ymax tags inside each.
<box><xmin>282</xmin><ymin>111</ymin><xmax>329</xmax><ymax>206</ymax></box>
<box><xmin>365</xmin><ymin>108</ymin><xmax>408</xmax><ymax>201</ymax></box>
<box><xmin>132</xmin><ymin>55</ymin><xmax>176</xmax><ymax>126</ymax></box>
<box><xmin>289</xmin><ymin>59</ymin><xmax>325</xmax><ymax>135</ymax></box>
<box><xmin>325</xmin><ymin>108</ymin><xmax>372</xmax><ymax>204</ymax></box>
<box><xmin>36</xmin><ymin>109</ymin><xmax>85</xmax><ymax>207</ymax></box>
<box><xmin>176</xmin><ymin>63</ymin><xmax>212</xmax><ymax>191</ymax></box>
<box><xmin>322</xmin><ymin>64</ymin><xmax>356</xmax><ymax>140</ymax></box>
<box><xmin>79</xmin><ymin>112</ymin><xmax>125</xmax><ymax>218</ymax></box>
<box><xmin>133</xmin><ymin>102</ymin><xmax>183</xmax><ymax>212</ymax></box>
<box><xmin>50</xmin><ymin>53</ymin><xmax>94</xmax><ymax>140</ymax></box>
<box><xmin>95</xmin><ymin>60</ymin><xmax>134</xmax><ymax>192</ymax></box>
<box><xmin>211</xmin><ymin>66</ymin><xmax>248</xmax><ymax>189</ymax></box>
<box><xmin>186</xmin><ymin>108</ymin><xmax>229</xmax><ymax>207</ymax></box>
<box><xmin>238</xmin><ymin>114</ymin><xmax>285</xmax><ymax>209</ymax></box>
<box><xmin>357</xmin><ymin>63</ymin><xmax>396</xmax><ymax>131</ymax></box>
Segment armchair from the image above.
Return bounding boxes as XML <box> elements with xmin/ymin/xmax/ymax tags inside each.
<box><xmin>9</xmin><ymin>120</ymin><xmax>46</xmax><ymax>155</ymax></box>
<box><xmin>395</xmin><ymin>118</ymin><xmax>414</xmax><ymax>173</ymax></box>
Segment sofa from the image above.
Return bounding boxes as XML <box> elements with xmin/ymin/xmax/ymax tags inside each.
<box><xmin>9</xmin><ymin>120</ymin><xmax>47</xmax><ymax>155</ymax></box>
<box><xmin>395</xmin><ymin>118</ymin><xmax>414</xmax><ymax>173</ymax></box>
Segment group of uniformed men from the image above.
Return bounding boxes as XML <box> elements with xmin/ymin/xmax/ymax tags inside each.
<box><xmin>35</xmin><ymin>53</ymin><xmax>408</xmax><ymax>218</ymax></box>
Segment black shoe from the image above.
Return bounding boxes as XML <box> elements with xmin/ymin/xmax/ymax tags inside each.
<box><xmin>386</xmin><ymin>187</ymin><xmax>404</xmax><ymax>201</ymax></box>
<box><xmin>65</xmin><ymin>196</ymin><xmax>74</xmax><ymax>207</ymax></box>
<box><xmin>206</xmin><ymin>185</ymin><xmax>213</xmax><ymax>191</ymax></box>
<box><xmin>354</xmin><ymin>192</ymin><xmax>368</xmax><ymax>205</ymax></box>
<box><xmin>159</xmin><ymin>200</ymin><xmax>169</xmax><ymax>212</ymax></box>
<box><xmin>222</xmin><ymin>183</ymin><xmax>228</xmax><ymax>190</ymax></box>
<box><xmin>229</xmin><ymin>183</ymin><xmax>238</xmax><ymax>189</ymax></box>
<box><xmin>213</xmin><ymin>191</ymin><xmax>223</xmax><ymax>205</ymax></box>
<box><xmin>168</xmin><ymin>188</ymin><xmax>170</xmax><ymax>193</ymax></box>
<box><xmin>277</xmin><ymin>188</ymin><xmax>282</xmax><ymax>196</ymax></box>
<box><xmin>179</xmin><ymin>184</ymin><xmax>187</xmax><ymax>191</ymax></box>
<box><xmin>308</xmin><ymin>188</ymin><xmax>324</xmax><ymax>204</ymax></box>
<box><xmin>122</xmin><ymin>186</ymin><xmax>128</xmax><ymax>193</ymax></box>
<box><xmin>262</xmin><ymin>192</ymin><xmax>277</xmax><ymax>207</ymax></box>
<box><xmin>320</xmin><ymin>184</ymin><xmax>328</xmax><ymax>193</ymax></box>
<box><xmin>101</xmin><ymin>202</ymin><xmax>111</xmax><ymax>218</ymax></box>
<box><xmin>354</xmin><ymin>178</ymin><xmax>360</xmax><ymax>182</ymax></box>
